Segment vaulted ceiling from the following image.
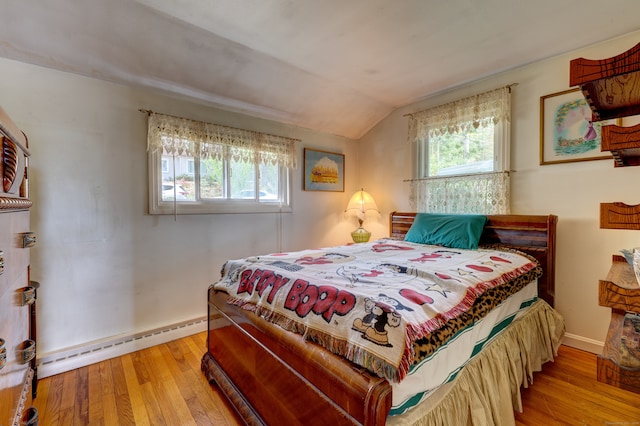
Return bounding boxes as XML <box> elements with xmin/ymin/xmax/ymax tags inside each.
<box><xmin>2</xmin><ymin>0</ymin><xmax>639</xmax><ymax>139</ymax></box>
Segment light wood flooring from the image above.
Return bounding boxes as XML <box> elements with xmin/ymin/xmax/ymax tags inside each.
<box><xmin>32</xmin><ymin>333</ymin><xmax>640</xmax><ymax>425</ymax></box>
<box><xmin>32</xmin><ymin>332</ymin><xmax>241</xmax><ymax>426</ymax></box>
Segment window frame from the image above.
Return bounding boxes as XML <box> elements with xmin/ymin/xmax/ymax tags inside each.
<box><xmin>415</xmin><ymin>120</ymin><xmax>509</xmax><ymax>179</ymax></box>
<box><xmin>148</xmin><ymin>148</ymin><xmax>293</xmax><ymax>215</ymax></box>
<box><xmin>145</xmin><ymin>112</ymin><xmax>297</xmax><ymax>215</ymax></box>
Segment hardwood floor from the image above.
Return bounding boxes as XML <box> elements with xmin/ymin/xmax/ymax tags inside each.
<box><xmin>33</xmin><ymin>332</ymin><xmax>242</xmax><ymax>426</ymax></box>
<box><xmin>515</xmin><ymin>345</ymin><xmax>640</xmax><ymax>425</ymax></box>
<box><xmin>32</xmin><ymin>334</ymin><xmax>640</xmax><ymax>425</ymax></box>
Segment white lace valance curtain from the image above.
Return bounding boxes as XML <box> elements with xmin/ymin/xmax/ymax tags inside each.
<box><xmin>146</xmin><ymin>112</ymin><xmax>298</xmax><ymax>169</ymax></box>
<box><xmin>409</xmin><ymin>171</ymin><xmax>510</xmax><ymax>214</ymax></box>
<box><xmin>408</xmin><ymin>86</ymin><xmax>511</xmax><ymax>141</ymax></box>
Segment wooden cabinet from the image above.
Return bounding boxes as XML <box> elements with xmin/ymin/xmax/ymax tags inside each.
<box><xmin>0</xmin><ymin>106</ymin><xmax>38</xmax><ymax>426</ymax></box>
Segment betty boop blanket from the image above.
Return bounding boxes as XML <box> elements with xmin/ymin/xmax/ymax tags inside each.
<box><xmin>212</xmin><ymin>239</ymin><xmax>541</xmax><ymax>382</ymax></box>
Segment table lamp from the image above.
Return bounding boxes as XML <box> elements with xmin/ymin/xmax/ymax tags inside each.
<box><xmin>345</xmin><ymin>188</ymin><xmax>379</xmax><ymax>243</ymax></box>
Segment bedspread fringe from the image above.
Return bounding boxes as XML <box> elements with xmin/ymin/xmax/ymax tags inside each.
<box><xmin>405</xmin><ymin>263</ymin><xmax>541</xmax><ymax>343</ymax></box>
<box><xmin>387</xmin><ymin>299</ymin><xmax>565</xmax><ymax>426</ymax></box>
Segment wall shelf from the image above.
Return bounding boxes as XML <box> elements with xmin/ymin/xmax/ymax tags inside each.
<box><xmin>571</xmin><ymin>42</ymin><xmax>640</xmax><ymax>394</ymax></box>
<box><xmin>600</xmin><ymin>202</ymin><xmax>640</xmax><ymax>230</ymax></box>
<box><xmin>570</xmin><ymin>42</ymin><xmax>640</xmax><ymax>168</ymax></box>
<box><xmin>570</xmin><ymin>41</ymin><xmax>640</xmax><ymax>121</ymax></box>
<box><xmin>601</xmin><ymin>122</ymin><xmax>640</xmax><ymax>167</ymax></box>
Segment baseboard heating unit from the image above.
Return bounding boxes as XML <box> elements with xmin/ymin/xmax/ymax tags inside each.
<box><xmin>37</xmin><ymin>316</ymin><xmax>207</xmax><ymax>378</ymax></box>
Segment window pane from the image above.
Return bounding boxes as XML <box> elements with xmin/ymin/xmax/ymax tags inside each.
<box><xmin>161</xmin><ymin>156</ymin><xmax>172</xmax><ymax>179</ymax></box>
<box><xmin>200</xmin><ymin>156</ymin><xmax>223</xmax><ymax>199</ymax></box>
<box><xmin>428</xmin><ymin>126</ymin><xmax>494</xmax><ymax>176</ymax></box>
<box><xmin>259</xmin><ymin>163</ymin><xmax>279</xmax><ymax>201</ymax></box>
<box><xmin>161</xmin><ymin>155</ymin><xmax>193</xmax><ymax>201</ymax></box>
<box><xmin>230</xmin><ymin>158</ymin><xmax>256</xmax><ymax>199</ymax></box>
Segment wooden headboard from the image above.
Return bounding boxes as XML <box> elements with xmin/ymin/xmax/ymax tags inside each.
<box><xmin>389</xmin><ymin>212</ymin><xmax>558</xmax><ymax>307</ymax></box>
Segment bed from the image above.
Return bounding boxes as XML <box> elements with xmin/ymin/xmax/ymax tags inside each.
<box><xmin>201</xmin><ymin>212</ymin><xmax>564</xmax><ymax>425</ymax></box>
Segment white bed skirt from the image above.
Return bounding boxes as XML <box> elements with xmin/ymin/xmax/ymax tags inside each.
<box><xmin>387</xmin><ymin>299</ymin><xmax>565</xmax><ymax>426</ymax></box>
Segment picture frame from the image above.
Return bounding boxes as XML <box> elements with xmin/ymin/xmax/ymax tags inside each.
<box><xmin>303</xmin><ymin>148</ymin><xmax>345</xmax><ymax>192</ymax></box>
<box><xmin>540</xmin><ymin>87</ymin><xmax>620</xmax><ymax>165</ymax></box>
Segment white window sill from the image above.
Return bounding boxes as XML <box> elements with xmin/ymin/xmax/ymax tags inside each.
<box><xmin>149</xmin><ymin>200</ymin><xmax>292</xmax><ymax>215</ymax></box>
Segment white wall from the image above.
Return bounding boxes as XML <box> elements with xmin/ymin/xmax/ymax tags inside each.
<box><xmin>0</xmin><ymin>57</ymin><xmax>362</xmax><ymax>365</ymax></box>
<box><xmin>359</xmin><ymin>31</ymin><xmax>640</xmax><ymax>353</ymax></box>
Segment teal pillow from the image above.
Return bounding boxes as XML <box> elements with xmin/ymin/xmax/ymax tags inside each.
<box><xmin>404</xmin><ymin>213</ymin><xmax>488</xmax><ymax>250</ymax></box>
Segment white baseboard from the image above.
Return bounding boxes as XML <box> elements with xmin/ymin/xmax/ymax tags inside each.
<box><xmin>561</xmin><ymin>332</ymin><xmax>604</xmax><ymax>355</ymax></box>
<box><xmin>36</xmin><ymin>316</ymin><xmax>207</xmax><ymax>379</ymax></box>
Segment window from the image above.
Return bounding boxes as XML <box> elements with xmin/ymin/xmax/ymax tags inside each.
<box><xmin>146</xmin><ymin>112</ymin><xmax>298</xmax><ymax>214</ymax></box>
<box><xmin>408</xmin><ymin>87</ymin><xmax>511</xmax><ymax>214</ymax></box>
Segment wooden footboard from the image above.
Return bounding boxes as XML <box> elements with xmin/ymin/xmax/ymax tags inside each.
<box><xmin>202</xmin><ymin>289</ymin><xmax>392</xmax><ymax>426</ymax></box>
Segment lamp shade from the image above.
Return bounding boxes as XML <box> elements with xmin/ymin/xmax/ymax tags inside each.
<box><xmin>345</xmin><ymin>189</ymin><xmax>379</xmax><ymax>219</ymax></box>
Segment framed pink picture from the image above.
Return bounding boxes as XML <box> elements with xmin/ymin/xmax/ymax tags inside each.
<box><xmin>540</xmin><ymin>88</ymin><xmax>619</xmax><ymax>165</ymax></box>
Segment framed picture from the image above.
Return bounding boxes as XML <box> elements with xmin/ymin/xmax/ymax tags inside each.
<box><xmin>540</xmin><ymin>88</ymin><xmax>620</xmax><ymax>165</ymax></box>
<box><xmin>303</xmin><ymin>148</ymin><xmax>344</xmax><ymax>192</ymax></box>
